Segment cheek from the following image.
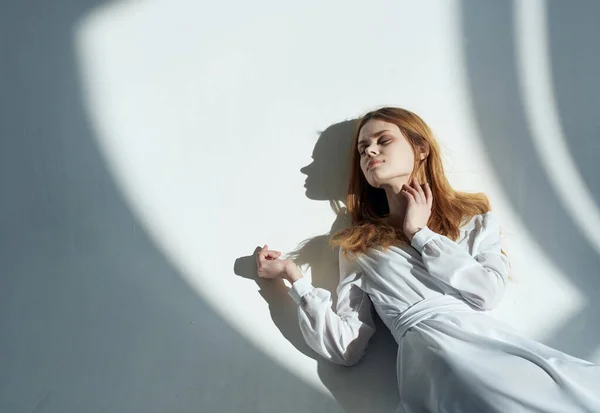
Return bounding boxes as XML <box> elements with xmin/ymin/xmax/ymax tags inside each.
<box><xmin>359</xmin><ymin>158</ymin><xmax>367</xmax><ymax>172</ymax></box>
<box><xmin>402</xmin><ymin>151</ymin><xmax>415</xmax><ymax>164</ymax></box>
<box><xmin>393</xmin><ymin>146</ymin><xmax>415</xmax><ymax>164</ymax></box>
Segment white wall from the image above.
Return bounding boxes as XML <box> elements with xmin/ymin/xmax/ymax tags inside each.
<box><xmin>1</xmin><ymin>0</ymin><xmax>599</xmax><ymax>412</ymax></box>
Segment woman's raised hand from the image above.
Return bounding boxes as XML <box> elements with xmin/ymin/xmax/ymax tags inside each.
<box><xmin>401</xmin><ymin>178</ymin><xmax>433</xmax><ymax>241</ymax></box>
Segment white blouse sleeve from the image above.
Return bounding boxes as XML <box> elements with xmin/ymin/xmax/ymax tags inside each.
<box><xmin>287</xmin><ymin>248</ymin><xmax>376</xmax><ymax>366</ymax></box>
<box><xmin>410</xmin><ymin>211</ymin><xmax>510</xmax><ymax>310</ymax></box>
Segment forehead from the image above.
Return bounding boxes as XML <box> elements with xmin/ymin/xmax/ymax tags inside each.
<box><xmin>358</xmin><ymin>119</ymin><xmax>401</xmax><ymax>140</ymax></box>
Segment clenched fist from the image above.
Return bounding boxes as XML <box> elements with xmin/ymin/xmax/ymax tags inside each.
<box><xmin>255</xmin><ymin>244</ymin><xmax>302</xmax><ymax>283</ymax></box>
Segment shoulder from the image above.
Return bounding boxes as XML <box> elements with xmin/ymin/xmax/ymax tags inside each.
<box><xmin>461</xmin><ymin>211</ymin><xmax>501</xmax><ymax>234</ymax></box>
<box><xmin>338</xmin><ymin>247</ymin><xmax>363</xmax><ymax>278</ymax></box>
<box><xmin>480</xmin><ymin>211</ymin><xmax>501</xmax><ymax>231</ymax></box>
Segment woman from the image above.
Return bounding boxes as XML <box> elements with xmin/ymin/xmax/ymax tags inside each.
<box><xmin>255</xmin><ymin>107</ymin><xmax>600</xmax><ymax>413</ymax></box>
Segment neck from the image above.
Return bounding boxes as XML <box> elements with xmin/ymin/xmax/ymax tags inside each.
<box><xmin>381</xmin><ymin>177</ymin><xmax>411</xmax><ymax>221</ymax></box>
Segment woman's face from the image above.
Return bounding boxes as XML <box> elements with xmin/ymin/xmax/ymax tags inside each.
<box><xmin>357</xmin><ymin>119</ymin><xmax>420</xmax><ymax>189</ymax></box>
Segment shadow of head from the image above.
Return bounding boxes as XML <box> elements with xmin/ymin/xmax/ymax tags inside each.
<box><xmin>301</xmin><ymin>119</ymin><xmax>358</xmax><ymax>204</ymax></box>
<box><xmin>233</xmin><ymin>118</ymin><xmax>400</xmax><ymax>412</ymax></box>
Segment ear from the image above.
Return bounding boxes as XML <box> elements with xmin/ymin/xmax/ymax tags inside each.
<box><xmin>418</xmin><ymin>146</ymin><xmax>429</xmax><ymax>160</ymax></box>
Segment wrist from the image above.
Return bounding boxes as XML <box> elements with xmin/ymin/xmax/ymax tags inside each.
<box><xmin>284</xmin><ymin>261</ymin><xmax>303</xmax><ymax>283</ymax></box>
<box><xmin>405</xmin><ymin>227</ymin><xmax>423</xmax><ymax>241</ymax></box>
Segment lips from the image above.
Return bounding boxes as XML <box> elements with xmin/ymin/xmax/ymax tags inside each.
<box><xmin>367</xmin><ymin>160</ymin><xmax>383</xmax><ymax>170</ymax></box>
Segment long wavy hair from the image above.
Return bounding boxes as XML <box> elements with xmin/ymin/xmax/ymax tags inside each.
<box><xmin>330</xmin><ymin>107</ymin><xmax>494</xmax><ymax>258</ymax></box>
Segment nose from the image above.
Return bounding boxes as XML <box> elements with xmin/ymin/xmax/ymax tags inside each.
<box><xmin>366</xmin><ymin>144</ymin><xmax>379</xmax><ymax>157</ymax></box>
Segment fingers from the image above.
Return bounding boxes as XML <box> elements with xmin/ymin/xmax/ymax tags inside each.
<box><xmin>257</xmin><ymin>245</ymin><xmax>271</xmax><ymax>277</ymax></box>
<box><xmin>265</xmin><ymin>248</ymin><xmax>281</xmax><ymax>258</ymax></box>
<box><xmin>401</xmin><ymin>185</ymin><xmax>415</xmax><ymax>202</ymax></box>
<box><xmin>414</xmin><ymin>179</ymin><xmax>433</xmax><ymax>207</ymax></box>
<box><xmin>257</xmin><ymin>245</ymin><xmax>281</xmax><ymax>263</ymax></box>
<box><xmin>423</xmin><ymin>182</ymin><xmax>433</xmax><ymax>207</ymax></box>
<box><xmin>402</xmin><ymin>179</ymin><xmax>422</xmax><ymax>203</ymax></box>
<box><xmin>256</xmin><ymin>244</ymin><xmax>286</xmax><ymax>279</ymax></box>
<box><xmin>401</xmin><ymin>183</ymin><xmax>414</xmax><ymax>202</ymax></box>
<box><xmin>257</xmin><ymin>256</ymin><xmax>287</xmax><ymax>279</ymax></box>
<box><xmin>403</xmin><ymin>178</ymin><xmax>431</xmax><ymax>204</ymax></box>
<box><xmin>412</xmin><ymin>178</ymin><xmax>426</xmax><ymax>203</ymax></box>
<box><xmin>256</xmin><ymin>244</ymin><xmax>267</xmax><ymax>262</ymax></box>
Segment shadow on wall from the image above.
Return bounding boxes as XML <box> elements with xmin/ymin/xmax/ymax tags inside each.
<box><xmin>460</xmin><ymin>0</ymin><xmax>600</xmax><ymax>358</ymax></box>
<box><xmin>235</xmin><ymin>120</ymin><xmax>400</xmax><ymax>413</ymax></box>
<box><xmin>0</xmin><ymin>2</ymin><xmax>350</xmax><ymax>413</ymax></box>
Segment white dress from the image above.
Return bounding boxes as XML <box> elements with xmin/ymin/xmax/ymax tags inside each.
<box><xmin>288</xmin><ymin>212</ymin><xmax>600</xmax><ymax>413</ymax></box>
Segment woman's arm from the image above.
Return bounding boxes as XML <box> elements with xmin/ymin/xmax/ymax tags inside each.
<box><xmin>410</xmin><ymin>212</ymin><xmax>510</xmax><ymax>310</ymax></box>
<box><xmin>286</xmin><ymin>248</ymin><xmax>376</xmax><ymax>366</ymax></box>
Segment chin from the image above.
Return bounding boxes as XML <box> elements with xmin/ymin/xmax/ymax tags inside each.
<box><xmin>365</xmin><ymin>171</ymin><xmax>393</xmax><ymax>188</ymax></box>
<box><xmin>367</xmin><ymin>178</ymin><xmax>385</xmax><ymax>189</ymax></box>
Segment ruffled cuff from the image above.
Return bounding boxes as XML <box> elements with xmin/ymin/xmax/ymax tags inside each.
<box><xmin>288</xmin><ymin>276</ymin><xmax>313</xmax><ymax>305</ymax></box>
<box><xmin>410</xmin><ymin>226</ymin><xmax>438</xmax><ymax>253</ymax></box>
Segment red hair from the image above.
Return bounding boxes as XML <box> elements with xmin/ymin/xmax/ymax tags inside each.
<box><xmin>330</xmin><ymin>107</ymin><xmax>492</xmax><ymax>257</ymax></box>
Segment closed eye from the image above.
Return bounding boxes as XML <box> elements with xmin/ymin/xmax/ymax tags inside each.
<box><xmin>359</xmin><ymin>138</ymin><xmax>391</xmax><ymax>155</ymax></box>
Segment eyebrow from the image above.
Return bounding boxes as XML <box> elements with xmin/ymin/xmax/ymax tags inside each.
<box><xmin>357</xmin><ymin>130</ymin><xmax>391</xmax><ymax>148</ymax></box>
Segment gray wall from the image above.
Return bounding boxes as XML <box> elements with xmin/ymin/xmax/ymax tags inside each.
<box><xmin>1</xmin><ymin>1</ymin><xmax>598</xmax><ymax>412</ymax></box>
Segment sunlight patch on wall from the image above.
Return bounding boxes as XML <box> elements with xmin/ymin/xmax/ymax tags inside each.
<box><xmin>71</xmin><ymin>0</ymin><xmax>329</xmax><ymax>393</ymax></box>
